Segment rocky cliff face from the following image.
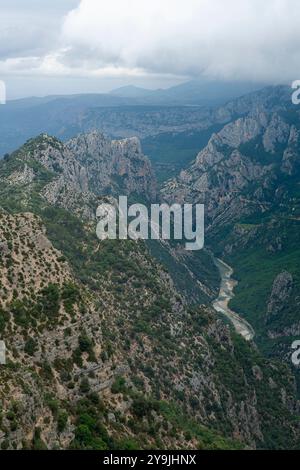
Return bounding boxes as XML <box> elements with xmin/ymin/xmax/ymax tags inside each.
<box><xmin>9</xmin><ymin>131</ymin><xmax>156</xmax><ymax>215</ymax></box>
<box><xmin>66</xmin><ymin>131</ymin><xmax>156</xmax><ymax>200</ymax></box>
<box><xmin>162</xmin><ymin>89</ymin><xmax>300</xmax><ymax>232</ymax></box>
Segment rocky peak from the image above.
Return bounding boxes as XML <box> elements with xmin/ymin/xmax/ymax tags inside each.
<box><xmin>2</xmin><ymin>130</ymin><xmax>157</xmax><ymax>216</ymax></box>
<box><xmin>66</xmin><ymin>130</ymin><xmax>112</xmax><ymax>162</ymax></box>
<box><xmin>66</xmin><ymin>130</ymin><xmax>157</xmax><ymax>200</ymax></box>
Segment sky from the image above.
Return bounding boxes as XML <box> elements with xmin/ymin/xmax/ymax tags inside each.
<box><xmin>0</xmin><ymin>0</ymin><xmax>299</xmax><ymax>99</ymax></box>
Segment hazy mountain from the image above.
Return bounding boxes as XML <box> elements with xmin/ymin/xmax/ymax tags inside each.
<box><xmin>0</xmin><ymin>80</ymin><xmax>266</xmax><ymax>157</ymax></box>
<box><xmin>109</xmin><ymin>85</ymin><xmax>156</xmax><ymax>98</ymax></box>
<box><xmin>144</xmin><ymin>79</ymin><xmax>267</xmax><ymax>106</ymax></box>
<box><xmin>111</xmin><ymin>80</ymin><xmax>266</xmax><ymax>105</ymax></box>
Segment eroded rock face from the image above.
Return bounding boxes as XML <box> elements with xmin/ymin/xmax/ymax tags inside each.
<box><xmin>263</xmin><ymin>114</ymin><xmax>290</xmax><ymax>153</ymax></box>
<box><xmin>66</xmin><ymin>131</ymin><xmax>156</xmax><ymax>200</ymax></box>
<box><xmin>161</xmin><ymin>116</ymin><xmax>273</xmax><ymax>227</ymax></box>
<box><xmin>266</xmin><ymin>271</ymin><xmax>294</xmax><ymax>320</ymax></box>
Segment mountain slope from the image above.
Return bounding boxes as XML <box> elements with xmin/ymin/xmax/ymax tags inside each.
<box><xmin>0</xmin><ymin>132</ymin><xmax>219</xmax><ymax>305</ymax></box>
<box><xmin>0</xmin><ymin>131</ymin><xmax>299</xmax><ymax>449</ymax></box>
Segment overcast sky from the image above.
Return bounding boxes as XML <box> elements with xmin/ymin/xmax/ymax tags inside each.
<box><xmin>0</xmin><ymin>0</ymin><xmax>299</xmax><ymax>98</ymax></box>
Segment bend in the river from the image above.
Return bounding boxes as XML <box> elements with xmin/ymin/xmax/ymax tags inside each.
<box><xmin>212</xmin><ymin>258</ymin><xmax>255</xmax><ymax>341</ymax></box>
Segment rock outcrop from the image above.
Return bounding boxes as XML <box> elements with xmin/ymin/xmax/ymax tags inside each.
<box><xmin>266</xmin><ymin>272</ymin><xmax>294</xmax><ymax>320</ymax></box>
<box><xmin>4</xmin><ymin>132</ymin><xmax>156</xmax><ymax>218</ymax></box>
<box><xmin>66</xmin><ymin>131</ymin><xmax>156</xmax><ymax>200</ymax></box>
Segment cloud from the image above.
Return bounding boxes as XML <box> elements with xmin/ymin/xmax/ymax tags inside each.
<box><xmin>1</xmin><ymin>0</ymin><xmax>300</xmax><ymax>85</ymax></box>
<box><xmin>60</xmin><ymin>0</ymin><xmax>300</xmax><ymax>83</ymax></box>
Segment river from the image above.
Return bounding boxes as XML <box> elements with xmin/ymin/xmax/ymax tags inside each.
<box><xmin>212</xmin><ymin>258</ymin><xmax>255</xmax><ymax>341</ymax></box>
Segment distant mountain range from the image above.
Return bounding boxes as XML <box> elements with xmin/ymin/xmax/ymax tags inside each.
<box><xmin>109</xmin><ymin>79</ymin><xmax>266</xmax><ymax>105</ymax></box>
<box><xmin>0</xmin><ymin>79</ymin><xmax>267</xmax><ymax>157</ymax></box>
